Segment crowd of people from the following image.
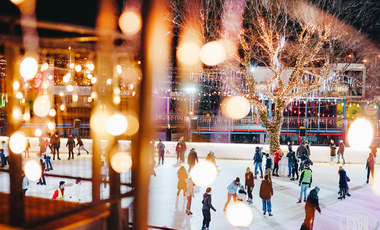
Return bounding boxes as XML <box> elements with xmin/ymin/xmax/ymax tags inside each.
<box><xmin>154</xmin><ymin>138</ymin><xmax>378</xmax><ymax>230</ymax></box>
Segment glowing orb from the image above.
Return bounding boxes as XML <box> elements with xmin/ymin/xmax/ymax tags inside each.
<box><xmin>66</xmin><ymin>84</ymin><xmax>74</xmax><ymax>92</ymax></box>
<box><xmin>41</xmin><ymin>63</ymin><xmax>49</xmax><ymax>71</ymax></box>
<box><xmin>13</xmin><ymin>81</ymin><xmax>20</xmax><ymax>90</ymax></box>
<box><xmin>69</xmin><ymin>63</ymin><xmax>74</xmax><ymax>69</ymax></box>
<box><xmin>47</xmin><ymin>122</ymin><xmax>55</xmax><ymax>130</ymax></box>
<box><xmin>73</xmin><ymin>94</ymin><xmax>78</xmax><ymax>102</ymax></box>
<box><xmin>91</xmin><ymin>77</ymin><xmax>97</xmax><ymax>84</ymax></box>
<box><xmin>105</xmin><ymin>114</ymin><xmax>128</xmax><ymax>136</ymax></box>
<box><xmin>87</xmin><ymin>63</ymin><xmax>94</xmax><ymax>71</ymax></box>
<box><xmin>199</xmin><ymin>41</ymin><xmax>226</xmax><ymax>66</ymax></box>
<box><xmin>13</xmin><ymin>107</ymin><xmax>21</xmax><ymax>119</ymax></box>
<box><xmin>227</xmin><ymin>202</ymin><xmax>253</xmax><ymax>227</ymax></box>
<box><xmin>49</xmin><ymin>109</ymin><xmax>56</xmax><ymax>117</ymax></box>
<box><xmin>25</xmin><ymin>161</ymin><xmax>42</xmax><ymax>181</ymax></box>
<box><xmin>222</xmin><ymin>96</ymin><xmax>250</xmax><ymax>119</ymax></box>
<box><xmin>9</xmin><ymin>131</ymin><xmax>27</xmax><ymax>154</ymax></box>
<box><xmin>23</xmin><ymin>113</ymin><xmax>30</xmax><ymax>121</ymax></box>
<box><xmin>110</xmin><ymin>152</ymin><xmax>132</xmax><ymax>173</ymax></box>
<box><xmin>113</xmin><ymin>96</ymin><xmax>121</xmax><ymax>104</ymax></box>
<box><xmin>191</xmin><ymin>161</ymin><xmax>217</xmax><ymax>186</ymax></box>
<box><xmin>60</xmin><ymin>104</ymin><xmax>65</xmax><ymax>111</ymax></box>
<box><xmin>35</xmin><ymin>129</ymin><xmax>42</xmax><ymax>137</ymax></box>
<box><xmin>87</xmin><ymin>74</ymin><xmax>93</xmax><ymax>79</ymax></box>
<box><xmin>20</xmin><ymin>57</ymin><xmax>38</xmax><ymax>80</ymax></box>
<box><xmin>33</xmin><ymin>95</ymin><xmax>51</xmax><ymax>117</ymax></box>
<box><xmin>59</xmin><ymin>91</ymin><xmax>64</xmax><ymax>97</ymax></box>
<box><xmin>348</xmin><ymin>119</ymin><xmax>373</xmax><ymax>149</ymax></box>
<box><xmin>125</xmin><ymin>114</ymin><xmax>139</xmax><ymax>135</ymax></box>
<box><xmin>177</xmin><ymin>41</ymin><xmax>201</xmax><ymax>65</ymax></box>
<box><xmin>87</xmin><ymin>97</ymin><xmax>92</xmax><ymax>103</ymax></box>
<box><xmin>75</xmin><ymin>64</ymin><xmax>82</xmax><ymax>72</ymax></box>
<box><xmin>119</xmin><ymin>11</ymin><xmax>142</xmax><ymax>35</ymax></box>
<box><xmin>107</xmin><ymin>79</ymin><xmax>112</xmax><ymax>85</ymax></box>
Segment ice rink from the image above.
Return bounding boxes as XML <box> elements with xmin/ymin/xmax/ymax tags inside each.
<box><xmin>1</xmin><ymin>153</ymin><xmax>379</xmax><ymax>230</ymax></box>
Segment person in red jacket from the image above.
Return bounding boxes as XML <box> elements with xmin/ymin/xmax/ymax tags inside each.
<box><xmin>273</xmin><ymin>150</ymin><xmax>282</xmax><ymax>177</ymax></box>
<box><xmin>52</xmin><ymin>181</ymin><xmax>65</xmax><ymax>200</ymax></box>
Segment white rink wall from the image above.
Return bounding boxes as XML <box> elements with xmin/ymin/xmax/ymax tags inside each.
<box><xmin>0</xmin><ymin>136</ymin><xmax>377</xmax><ymax>166</ymax></box>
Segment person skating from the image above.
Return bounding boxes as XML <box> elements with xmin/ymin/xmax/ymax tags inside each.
<box><xmin>264</xmin><ymin>154</ymin><xmax>272</xmax><ymax>182</ymax></box>
<box><xmin>0</xmin><ymin>149</ymin><xmax>4</xmax><ymax>167</ymax></box>
<box><xmin>25</xmin><ymin>138</ymin><xmax>30</xmax><ymax>158</ymax></box>
<box><xmin>185</xmin><ymin>177</ymin><xmax>194</xmax><ymax>215</ymax></box>
<box><xmin>223</xmin><ymin>177</ymin><xmax>241</xmax><ymax>211</ymax></box>
<box><xmin>206</xmin><ymin>151</ymin><xmax>217</xmax><ymax>167</ymax></box>
<box><xmin>175</xmin><ymin>137</ymin><xmax>187</xmax><ymax>163</ymax></box>
<box><xmin>237</xmin><ymin>186</ymin><xmax>247</xmax><ymax>203</ymax></box>
<box><xmin>201</xmin><ymin>187</ymin><xmax>216</xmax><ymax>230</ymax></box>
<box><xmin>76</xmin><ymin>136</ymin><xmax>89</xmax><ymax>156</ymax></box>
<box><xmin>304</xmin><ymin>139</ymin><xmax>311</xmax><ymax>158</ymax></box>
<box><xmin>45</xmin><ymin>144</ymin><xmax>53</xmax><ymax>171</ymax></box>
<box><xmin>329</xmin><ymin>139</ymin><xmax>337</xmax><ymax>165</ymax></box>
<box><xmin>245</xmin><ymin>167</ymin><xmax>254</xmax><ymax>204</ymax></box>
<box><xmin>52</xmin><ymin>181</ymin><xmax>65</xmax><ymax>200</ymax></box>
<box><xmin>273</xmin><ymin>150</ymin><xmax>282</xmax><ymax>177</ymax></box>
<box><xmin>70</xmin><ymin>178</ymin><xmax>82</xmax><ymax>202</ymax></box>
<box><xmin>338</xmin><ymin>166</ymin><xmax>350</xmax><ymax>200</ymax></box>
<box><xmin>100</xmin><ymin>161</ymin><xmax>108</xmax><ymax>188</ymax></box>
<box><xmin>370</xmin><ymin>143</ymin><xmax>377</xmax><ymax>163</ymax></box>
<box><xmin>300</xmin><ymin>187</ymin><xmax>321</xmax><ymax>230</ymax></box>
<box><xmin>66</xmin><ymin>133</ymin><xmax>76</xmax><ymax>160</ymax></box>
<box><xmin>291</xmin><ymin>153</ymin><xmax>299</xmax><ymax>181</ymax></box>
<box><xmin>366</xmin><ymin>153</ymin><xmax>375</xmax><ymax>184</ymax></box>
<box><xmin>337</xmin><ymin>140</ymin><xmax>345</xmax><ymax>164</ymax></box>
<box><xmin>157</xmin><ymin>139</ymin><xmax>165</xmax><ymax>165</ymax></box>
<box><xmin>187</xmin><ymin>148</ymin><xmax>198</xmax><ymax>173</ymax></box>
<box><xmin>253</xmin><ymin>146</ymin><xmax>264</xmax><ymax>179</ymax></box>
<box><xmin>2</xmin><ymin>141</ymin><xmax>9</xmax><ymax>166</ymax></box>
<box><xmin>297</xmin><ymin>164</ymin><xmax>312</xmax><ymax>203</ymax></box>
<box><xmin>259</xmin><ymin>175</ymin><xmax>273</xmax><ymax>216</ymax></box>
<box><xmin>37</xmin><ymin>153</ymin><xmax>46</xmax><ymax>185</ymax></box>
<box><xmin>177</xmin><ymin>166</ymin><xmax>188</xmax><ymax>196</ymax></box>
<box><xmin>52</xmin><ymin>132</ymin><xmax>61</xmax><ymax>160</ymax></box>
<box><xmin>286</xmin><ymin>148</ymin><xmax>295</xmax><ymax>177</ymax></box>
<box><xmin>22</xmin><ymin>170</ymin><xmax>29</xmax><ymax>195</ymax></box>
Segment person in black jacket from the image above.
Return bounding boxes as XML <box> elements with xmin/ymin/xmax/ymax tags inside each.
<box><xmin>300</xmin><ymin>187</ymin><xmax>321</xmax><ymax>230</ymax></box>
<box><xmin>286</xmin><ymin>150</ymin><xmax>295</xmax><ymax>177</ymax></box>
<box><xmin>76</xmin><ymin>136</ymin><xmax>89</xmax><ymax>156</ymax></box>
<box><xmin>202</xmin><ymin>187</ymin><xmax>216</xmax><ymax>230</ymax></box>
<box><xmin>66</xmin><ymin>134</ymin><xmax>76</xmax><ymax>160</ymax></box>
<box><xmin>291</xmin><ymin>154</ymin><xmax>299</xmax><ymax>181</ymax></box>
<box><xmin>338</xmin><ymin>166</ymin><xmax>350</xmax><ymax>200</ymax></box>
<box><xmin>187</xmin><ymin>148</ymin><xmax>198</xmax><ymax>173</ymax></box>
<box><xmin>52</xmin><ymin>132</ymin><xmax>61</xmax><ymax>160</ymax></box>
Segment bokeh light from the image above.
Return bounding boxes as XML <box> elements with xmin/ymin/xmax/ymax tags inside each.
<box><xmin>191</xmin><ymin>161</ymin><xmax>217</xmax><ymax>186</ymax></box>
<box><xmin>33</xmin><ymin>95</ymin><xmax>51</xmax><ymax>117</ymax></box>
<box><xmin>60</xmin><ymin>104</ymin><xmax>65</xmax><ymax>111</ymax></box>
<box><xmin>91</xmin><ymin>77</ymin><xmax>97</xmax><ymax>84</ymax></box>
<box><xmin>87</xmin><ymin>74</ymin><xmax>93</xmax><ymax>79</ymax></box>
<box><xmin>348</xmin><ymin>119</ymin><xmax>373</xmax><ymax>149</ymax></box>
<box><xmin>110</xmin><ymin>152</ymin><xmax>132</xmax><ymax>173</ymax></box>
<box><xmin>73</xmin><ymin>94</ymin><xmax>78</xmax><ymax>102</ymax></box>
<box><xmin>47</xmin><ymin>122</ymin><xmax>55</xmax><ymax>130</ymax></box>
<box><xmin>23</xmin><ymin>112</ymin><xmax>30</xmax><ymax>121</ymax></box>
<box><xmin>222</xmin><ymin>96</ymin><xmax>250</xmax><ymax>119</ymax></box>
<box><xmin>9</xmin><ymin>131</ymin><xmax>27</xmax><ymax>154</ymax></box>
<box><xmin>75</xmin><ymin>64</ymin><xmax>82</xmax><ymax>72</ymax></box>
<box><xmin>113</xmin><ymin>96</ymin><xmax>121</xmax><ymax>104</ymax></box>
<box><xmin>119</xmin><ymin>11</ymin><xmax>142</xmax><ymax>35</ymax></box>
<box><xmin>226</xmin><ymin>203</ymin><xmax>253</xmax><ymax>227</ymax></box>
<box><xmin>13</xmin><ymin>81</ymin><xmax>20</xmax><ymax>90</ymax></box>
<box><xmin>35</xmin><ymin>129</ymin><xmax>42</xmax><ymax>137</ymax></box>
<box><xmin>41</xmin><ymin>63</ymin><xmax>49</xmax><ymax>71</ymax></box>
<box><xmin>177</xmin><ymin>41</ymin><xmax>201</xmax><ymax>65</ymax></box>
<box><xmin>125</xmin><ymin>114</ymin><xmax>139</xmax><ymax>135</ymax></box>
<box><xmin>59</xmin><ymin>91</ymin><xmax>64</xmax><ymax>97</ymax></box>
<box><xmin>107</xmin><ymin>78</ymin><xmax>112</xmax><ymax>85</ymax></box>
<box><xmin>69</xmin><ymin>63</ymin><xmax>75</xmax><ymax>69</ymax></box>
<box><xmin>200</xmin><ymin>41</ymin><xmax>226</xmax><ymax>66</ymax></box>
<box><xmin>16</xmin><ymin>92</ymin><xmax>23</xmax><ymax>99</ymax></box>
<box><xmin>11</xmin><ymin>0</ymin><xmax>25</xmax><ymax>5</ymax></box>
<box><xmin>13</xmin><ymin>107</ymin><xmax>21</xmax><ymax>119</ymax></box>
<box><xmin>20</xmin><ymin>57</ymin><xmax>38</xmax><ymax>80</ymax></box>
<box><xmin>105</xmin><ymin>114</ymin><xmax>128</xmax><ymax>136</ymax></box>
<box><xmin>66</xmin><ymin>84</ymin><xmax>74</xmax><ymax>92</ymax></box>
<box><xmin>87</xmin><ymin>63</ymin><xmax>95</xmax><ymax>71</ymax></box>
<box><xmin>25</xmin><ymin>161</ymin><xmax>42</xmax><ymax>181</ymax></box>
<box><xmin>49</xmin><ymin>109</ymin><xmax>56</xmax><ymax>117</ymax></box>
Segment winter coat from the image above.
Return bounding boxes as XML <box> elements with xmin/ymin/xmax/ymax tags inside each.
<box><xmin>366</xmin><ymin>155</ymin><xmax>375</xmax><ymax>169</ymax></box>
<box><xmin>338</xmin><ymin>169</ymin><xmax>350</xmax><ymax>189</ymax></box>
<box><xmin>53</xmin><ymin>135</ymin><xmax>60</xmax><ymax>148</ymax></box>
<box><xmin>71</xmin><ymin>182</ymin><xmax>81</xmax><ymax>202</ymax></box>
<box><xmin>286</xmin><ymin>151</ymin><xmax>295</xmax><ymax>163</ymax></box>
<box><xmin>329</xmin><ymin>143</ymin><xmax>337</xmax><ymax>156</ymax></box>
<box><xmin>187</xmin><ymin>150</ymin><xmax>198</xmax><ymax>166</ymax></box>
<box><xmin>177</xmin><ymin>167</ymin><xmax>188</xmax><ymax>190</ymax></box>
<box><xmin>2</xmin><ymin>143</ymin><xmax>9</xmax><ymax>157</ymax></box>
<box><xmin>305</xmin><ymin>188</ymin><xmax>321</xmax><ymax>215</ymax></box>
<box><xmin>76</xmin><ymin>137</ymin><xmax>84</xmax><ymax>147</ymax></box>
<box><xmin>297</xmin><ymin>145</ymin><xmax>308</xmax><ymax>158</ymax></box>
<box><xmin>299</xmin><ymin>168</ymin><xmax>312</xmax><ymax>185</ymax></box>
<box><xmin>305</xmin><ymin>145</ymin><xmax>311</xmax><ymax>157</ymax></box>
<box><xmin>206</xmin><ymin>153</ymin><xmax>216</xmax><ymax>165</ymax></box>
<box><xmin>274</xmin><ymin>152</ymin><xmax>281</xmax><ymax>163</ymax></box>
<box><xmin>265</xmin><ymin>157</ymin><xmax>272</xmax><ymax>169</ymax></box>
<box><xmin>157</xmin><ymin>142</ymin><xmax>165</xmax><ymax>154</ymax></box>
<box><xmin>202</xmin><ymin>193</ymin><xmax>216</xmax><ymax>211</ymax></box>
<box><xmin>370</xmin><ymin>145</ymin><xmax>377</xmax><ymax>158</ymax></box>
<box><xmin>66</xmin><ymin>137</ymin><xmax>76</xmax><ymax>151</ymax></box>
<box><xmin>259</xmin><ymin>179</ymin><xmax>273</xmax><ymax>200</ymax></box>
<box><xmin>338</xmin><ymin>143</ymin><xmax>345</xmax><ymax>154</ymax></box>
<box><xmin>245</xmin><ymin>171</ymin><xmax>254</xmax><ymax>188</ymax></box>
<box><xmin>253</xmin><ymin>150</ymin><xmax>263</xmax><ymax>163</ymax></box>
<box><xmin>185</xmin><ymin>179</ymin><xmax>194</xmax><ymax>197</ymax></box>
<box><xmin>227</xmin><ymin>180</ymin><xmax>240</xmax><ymax>194</ymax></box>
<box><xmin>175</xmin><ymin>142</ymin><xmax>186</xmax><ymax>153</ymax></box>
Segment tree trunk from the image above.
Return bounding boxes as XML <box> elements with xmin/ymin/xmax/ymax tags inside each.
<box><xmin>259</xmin><ymin>107</ymin><xmax>283</xmax><ymax>155</ymax></box>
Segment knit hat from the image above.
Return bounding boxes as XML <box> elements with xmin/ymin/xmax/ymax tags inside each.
<box><xmin>206</xmin><ymin>187</ymin><xmax>212</xmax><ymax>193</ymax></box>
<box><xmin>339</xmin><ymin>166</ymin><xmax>343</xmax><ymax>170</ymax></box>
<box><xmin>246</xmin><ymin>167</ymin><xmax>250</xmax><ymax>171</ymax></box>
<box><xmin>69</xmin><ymin>133</ymin><xmax>72</xmax><ymax>137</ymax></box>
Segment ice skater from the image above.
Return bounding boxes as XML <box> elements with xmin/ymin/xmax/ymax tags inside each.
<box><xmin>177</xmin><ymin>166</ymin><xmax>188</xmax><ymax>196</ymax></box>
<box><xmin>366</xmin><ymin>153</ymin><xmax>375</xmax><ymax>184</ymax></box>
<box><xmin>245</xmin><ymin>167</ymin><xmax>254</xmax><ymax>204</ymax></box>
<box><xmin>185</xmin><ymin>177</ymin><xmax>194</xmax><ymax>215</ymax></box>
<box><xmin>201</xmin><ymin>187</ymin><xmax>216</xmax><ymax>230</ymax></box>
<box><xmin>223</xmin><ymin>177</ymin><xmax>240</xmax><ymax>211</ymax></box>
<box><xmin>338</xmin><ymin>166</ymin><xmax>350</xmax><ymax>200</ymax></box>
<box><xmin>187</xmin><ymin>148</ymin><xmax>198</xmax><ymax>173</ymax></box>
<box><xmin>300</xmin><ymin>187</ymin><xmax>321</xmax><ymax>230</ymax></box>
<box><xmin>76</xmin><ymin>136</ymin><xmax>89</xmax><ymax>156</ymax></box>
<box><xmin>253</xmin><ymin>146</ymin><xmax>264</xmax><ymax>179</ymax></box>
<box><xmin>337</xmin><ymin>140</ymin><xmax>345</xmax><ymax>165</ymax></box>
<box><xmin>259</xmin><ymin>175</ymin><xmax>273</xmax><ymax>216</ymax></box>
<box><xmin>329</xmin><ymin>139</ymin><xmax>337</xmax><ymax>165</ymax></box>
<box><xmin>297</xmin><ymin>164</ymin><xmax>312</xmax><ymax>203</ymax></box>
